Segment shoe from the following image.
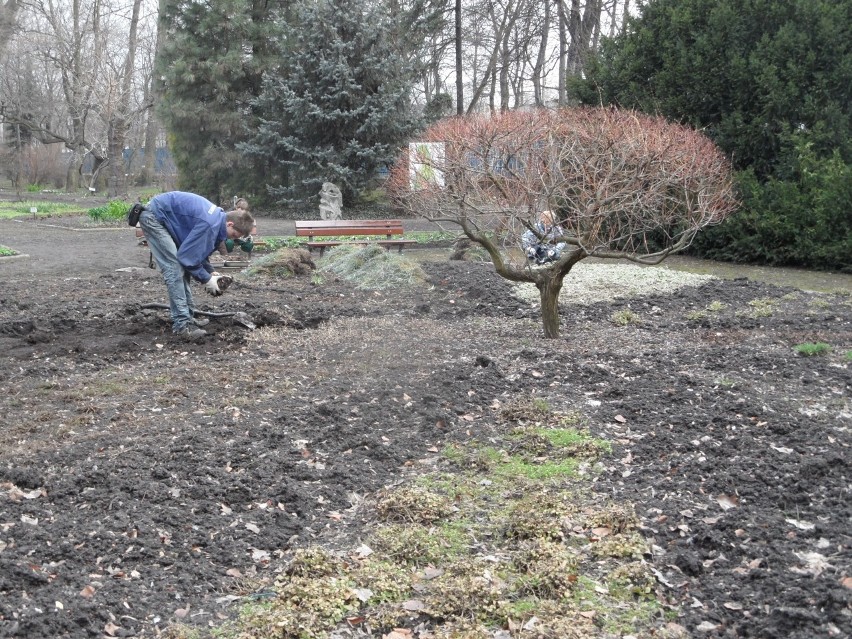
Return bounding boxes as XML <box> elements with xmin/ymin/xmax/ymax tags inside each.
<box><xmin>175</xmin><ymin>326</ymin><xmax>207</xmax><ymax>341</ymax></box>
<box><xmin>192</xmin><ymin>316</ymin><xmax>210</xmax><ymax>327</ymax></box>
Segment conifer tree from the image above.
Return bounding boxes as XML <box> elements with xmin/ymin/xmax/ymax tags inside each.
<box><xmin>575</xmin><ymin>0</ymin><xmax>851</xmax><ymax>270</ymax></box>
<box><xmin>156</xmin><ymin>0</ymin><xmax>278</xmax><ymax>202</ymax></box>
<box><xmin>242</xmin><ymin>0</ymin><xmax>423</xmax><ymax>206</ymax></box>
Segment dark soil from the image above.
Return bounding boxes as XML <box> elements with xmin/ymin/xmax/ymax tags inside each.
<box><xmin>0</xmin><ymin>216</ymin><xmax>849</xmax><ymax>638</ymax></box>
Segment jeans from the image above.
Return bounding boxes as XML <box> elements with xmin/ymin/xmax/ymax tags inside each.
<box><xmin>139</xmin><ymin>209</ymin><xmax>195</xmax><ymax>332</ymax></box>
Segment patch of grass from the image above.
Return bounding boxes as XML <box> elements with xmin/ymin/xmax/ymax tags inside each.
<box><xmin>188</xmin><ymin>396</ymin><xmax>671</xmax><ymax>639</ymax></box>
<box><xmin>573</xmin><ymin>574</ymin><xmax>663</xmax><ymax>636</ymax></box>
<box><xmin>375</xmin><ymin>485</ymin><xmax>454</xmax><ymax>524</ymax></box>
<box><xmin>255</xmin><ymin>235</ymin><xmax>304</xmax><ymax>251</ymax></box>
<box><xmin>87</xmin><ymin>199</ymin><xmax>129</xmax><ymax>222</ymax></box>
<box><xmin>794</xmin><ymin>342</ymin><xmax>831</xmax><ymax>356</ymax></box>
<box><xmin>498</xmin><ymin>456</ymin><xmax>580</xmax><ymax>480</ymax></box>
<box><xmin>745</xmin><ymin>297</ymin><xmax>775</xmax><ymax>317</ymax></box>
<box><xmin>0</xmin><ymin>244</ymin><xmax>18</xmax><ymax>256</ymax></box>
<box><xmin>406</xmin><ymin>230</ymin><xmax>459</xmax><ymax>244</ymax></box>
<box><xmin>610</xmin><ymin>309</ymin><xmax>640</xmax><ymax>326</ymax></box>
<box><xmin>539</xmin><ymin>427</ymin><xmax>610</xmax><ymax>453</ymax></box>
<box><xmin>318</xmin><ymin>244</ymin><xmax>426</xmax><ymax>290</ymax></box>
<box><xmin>846</xmin><ymin>350</ymin><xmax>852</xmax><ymax>361</ymax></box>
<box><xmin>371</xmin><ymin>521</ymin><xmax>469</xmax><ymax>566</ymax></box>
<box><xmin>0</xmin><ymin>201</ymin><xmax>83</xmax><ymax>219</ymax></box>
<box><xmin>687</xmin><ymin>299</ymin><xmax>728</xmax><ymax>321</ymax></box>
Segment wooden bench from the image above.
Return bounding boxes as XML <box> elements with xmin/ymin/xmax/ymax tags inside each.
<box><xmin>295</xmin><ymin>219</ymin><xmax>416</xmax><ymax>256</ymax></box>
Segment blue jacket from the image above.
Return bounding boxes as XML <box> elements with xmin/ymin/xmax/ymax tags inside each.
<box><xmin>147</xmin><ymin>192</ymin><xmax>227</xmax><ymax>283</ymax></box>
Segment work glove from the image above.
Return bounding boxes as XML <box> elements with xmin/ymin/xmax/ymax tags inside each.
<box><xmin>223</xmin><ymin>239</ymin><xmax>236</xmax><ymax>253</ymax></box>
<box><xmin>205</xmin><ymin>275</ymin><xmax>225</xmax><ymax>296</ymax></box>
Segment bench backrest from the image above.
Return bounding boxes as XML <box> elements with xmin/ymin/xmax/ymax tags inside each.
<box><xmin>295</xmin><ymin>219</ymin><xmax>404</xmax><ymax>238</ymax></box>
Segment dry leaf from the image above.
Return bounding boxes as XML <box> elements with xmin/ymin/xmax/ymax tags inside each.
<box><xmin>245</xmin><ymin>523</ymin><xmax>260</xmax><ymax>534</ymax></box>
<box><xmin>841</xmin><ymin>576</ymin><xmax>852</xmax><ymax>589</ymax></box>
<box><xmin>421</xmin><ymin>567</ymin><xmax>443</xmax><ymax>580</ymax></box>
<box><xmin>785</xmin><ymin>518</ymin><xmax>815</xmax><ymax>531</ymax></box>
<box><xmin>614</xmin><ymin>414</ymin><xmax>627</xmax><ymax>423</ymax></box>
<box><xmin>174</xmin><ymin>605</ymin><xmax>190</xmax><ymax>619</ymax></box>
<box><xmin>251</xmin><ymin>548</ymin><xmax>270</xmax><ymax>562</ymax></box>
<box><xmin>716</xmin><ymin>494</ymin><xmax>738</xmax><ymax>510</ymax></box>
<box><xmin>723</xmin><ymin>601</ymin><xmax>743</xmax><ymax>610</ymax></box>
<box><xmin>383</xmin><ymin>630</ymin><xmax>413</xmax><ymax>639</ymax></box>
<box><xmin>579</xmin><ymin>610</ymin><xmax>597</xmax><ymax>618</ymax></box>
<box><xmin>591</xmin><ymin>527</ymin><xmax>611</xmax><ymax>538</ymax></box>
<box><xmin>352</xmin><ymin>588</ymin><xmax>373</xmax><ymax>602</ymax></box>
<box><xmin>226</xmin><ymin>568</ymin><xmax>243</xmax><ymax>578</ymax></box>
<box><xmin>355</xmin><ymin>544</ymin><xmax>373</xmax><ymax>558</ymax></box>
<box><xmin>401</xmin><ymin>599</ymin><xmax>426</xmax><ymax>611</ymax></box>
<box><xmin>79</xmin><ymin>585</ymin><xmax>96</xmax><ymax>599</ymax></box>
<box><xmin>104</xmin><ymin>622</ymin><xmax>120</xmax><ymax>636</ymax></box>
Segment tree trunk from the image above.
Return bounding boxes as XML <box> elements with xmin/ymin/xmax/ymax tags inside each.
<box><xmin>538</xmin><ymin>273</ymin><xmax>565</xmax><ymax>338</ymax></box>
<box><xmin>557</xmin><ymin>1</ymin><xmax>567</xmax><ymax>105</ymax></box>
<box><xmin>532</xmin><ymin>0</ymin><xmax>551</xmax><ymax>106</ymax></box>
<box><xmin>107</xmin><ymin>0</ymin><xmax>143</xmax><ymax>196</ymax></box>
<box><xmin>141</xmin><ymin>78</ymin><xmax>157</xmax><ymax>187</ymax></box>
<box><xmin>455</xmin><ymin>0</ymin><xmax>463</xmax><ymax>115</ymax></box>
<box><xmin>0</xmin><ymin>0</ymin><xmax>20</xmax><ymax>56</ymax></box>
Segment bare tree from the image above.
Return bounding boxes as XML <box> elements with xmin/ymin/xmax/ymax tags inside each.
<box><xmin>0</xmin><ymin>0</ymin><xmax>154</xmax><ymax>192</ymax></box>
<box><xmin>104</xmin><ymin>0</ymin><xmax>144</xmax><ymax>196</ymax></box>
<box><xmin>0</xmin><ymin>0</ymin><xmax>20</xmax><ymax>55</ymax></box>
<box><xmin>388</xmin><ymin>108</ymin><xmax>737</xmax><ymax>338</ymax></box>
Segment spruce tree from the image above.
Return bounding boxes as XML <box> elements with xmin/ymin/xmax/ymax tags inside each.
<box><xmin>156</xmin><ymin>0</ymin><xmax>278</xmax><ymax>203</ymax></box>
<box><xmin>242</xmin><ymin>0</ymin><xmax>423</xmax><ymax>206</ymax></box>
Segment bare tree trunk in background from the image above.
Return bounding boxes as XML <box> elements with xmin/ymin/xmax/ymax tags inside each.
<box><xmin>622</xmin><ymin>0</ymin><xmax>631</xmax><ymax>33</ymax></box>
<box><xmin>564</xmin><ymin>0</ymin><xmax>602</xmax><ymax>100</ymax></box>
<box><xmin>498</xmin><ymin>11</ymin><xmax>512</xmax><ymax>112</ymax></box>
<box><xmin>557</xmin><ymin>0</ymin><xmax>567</xmax><ymax>105</ymax></box>
<box><xmin>141</xmin><ymin>76</ymin><xmax>157</xmax><ymax>188</ymax></box>
<box><xmin>142</xmin><ymin>0</ymin><xmax>169</xmax><ymax>188</ymax></box>
<box><xmin>531</xmin><ymin>0</ymin><xmax>551</xmax><ymax>106</ymax></box>
<box><xmin>0</xmin><ymin>0</ymin><xmax>20</xmax><ymax>54</ymax></box>
<box><xmin>455</xmin><ymin>0</ymin><xmax>463</xmax><ymax>114</ymax></box>
<box><xmin>106</xmin><ymin>0</ymin><xmax>142</xmax><ymax>196</ymax></box>
<box><xmin>468</xmin><ymin>0</ymin><xmax>520</xmax><ymax>115</ymax></box>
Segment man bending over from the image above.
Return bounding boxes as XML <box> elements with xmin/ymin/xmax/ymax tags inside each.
<box><xmin>139</xmin><ymin>191</ymin><xmax>255</xmax><ymax>341</ymax></box>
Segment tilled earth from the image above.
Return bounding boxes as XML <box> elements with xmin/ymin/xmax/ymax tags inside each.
<box><xmin>0</xmin><ymin>218</ymin><xmax>850</xmax><ymax>638</ymax></box>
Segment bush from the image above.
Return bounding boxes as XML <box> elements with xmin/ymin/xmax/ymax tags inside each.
<box><xmin>692</xmin><ymin>144</ymin><xmax>851</xmax><ymax>272</ymax></box>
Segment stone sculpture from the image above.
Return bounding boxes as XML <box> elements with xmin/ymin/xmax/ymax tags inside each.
<box><xmin>319</xmin><ymin>182</ymin><xmax>342</xmax><ymax>220</ymax></box>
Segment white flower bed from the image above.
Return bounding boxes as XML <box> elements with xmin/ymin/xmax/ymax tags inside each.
<box><xmin>512</xmin><ymin>262</ymin><xmax>716</xmax><ymax>306</ymax></box>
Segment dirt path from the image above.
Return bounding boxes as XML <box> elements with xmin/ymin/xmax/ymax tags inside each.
<box><xmin>0</xmin><ymin>217</ymin><xmax>849</xmax><ymax>639</ymax></box>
